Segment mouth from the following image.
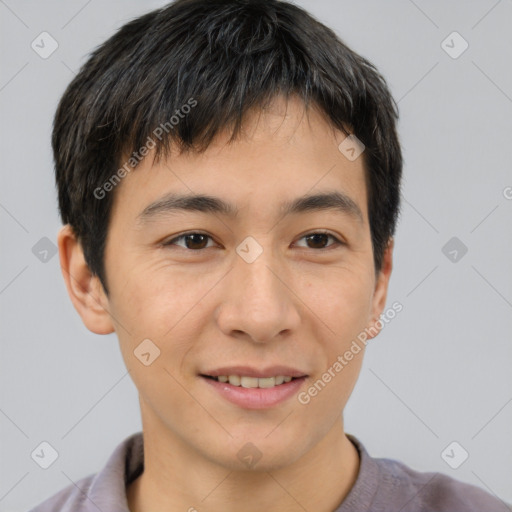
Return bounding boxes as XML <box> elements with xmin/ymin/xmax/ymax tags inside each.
<box><xmin>199</xmin><ymin>367</ymin><xmax>308</xmax><ymax>409</ymax></box>
<box><xmin>201</xmin><ymin>374</ymin><xmax>300</xmax><ymax>388</ymax></box>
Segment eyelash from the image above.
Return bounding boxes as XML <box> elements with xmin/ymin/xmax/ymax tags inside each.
<box><xmin>161</xmin><ymin>231</ymin><xmax>344</xmax><ymax>252</ymax></box>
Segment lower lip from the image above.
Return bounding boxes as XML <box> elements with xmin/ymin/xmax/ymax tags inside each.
<box><xmin>201</xmin><ymin>376</ymin><xmax>307</xmax><ymax>410</ymax></box>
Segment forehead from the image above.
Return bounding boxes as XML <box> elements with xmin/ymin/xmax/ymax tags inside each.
<box><xmin>109</xmin><ymin>95</ymin><xmax>369</xmax><ymax>226</ymax></box>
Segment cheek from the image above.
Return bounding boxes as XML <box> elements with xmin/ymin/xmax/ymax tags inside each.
<box><xmin>296</xmin><ymin>344</ymin><xmax>365</xmax><ymax>446</ymax></box>
<box><xmin>106</xmin><ymin>265</ymin><xmax>190</xmax><ymax>371</ymax></box>
<box><xmin>109</xmin><ymin>259</ymin><xmax>209</xmax><ymax>336</ymax></box>
<box><xmin>299</xmin><ymin>265</ymin><xmax>374</xmax><ymax>343</ymax></box>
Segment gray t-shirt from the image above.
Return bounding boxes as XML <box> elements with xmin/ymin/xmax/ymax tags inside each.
<box><xmin>28</xmin><ymin>431</ymin><xmax>510</xmax><ymax>512</ymax></box>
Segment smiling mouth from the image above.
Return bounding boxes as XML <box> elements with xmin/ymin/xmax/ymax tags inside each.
<box><xmin>201</xmin><ymin>375</ymin><xmax>302</xmax><ymax>388</ymax></box>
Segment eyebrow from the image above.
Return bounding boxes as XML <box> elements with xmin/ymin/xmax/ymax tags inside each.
<box><xmin>136</xmin><ymin>190</ymin><xmax>364</xmax><ymax>225</ymax></box>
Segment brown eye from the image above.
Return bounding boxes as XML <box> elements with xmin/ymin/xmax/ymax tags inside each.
<box><xmin>163</xmin><ymin>231</ymin><xmax>343</xmax><ymax>252</ymax></box>
<box><xmin>296</xmin><ymin>232</ymin><xmax>343</xmax><ymax>250</ymax></box>
<box><xmin>164</xmin><ymin>232</ymin><xmax>214</xmax><ymax>250</ymax></box>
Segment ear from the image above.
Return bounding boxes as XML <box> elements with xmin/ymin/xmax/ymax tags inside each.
<box><xmin>365</xmin><ymin>238</ymin><xmax>394</xmax><ymax>340</ymax></box>
<box><xmin>57</xmin><ymin>224</ymin><xmax>115</xmax><ymax>335</ymax></box>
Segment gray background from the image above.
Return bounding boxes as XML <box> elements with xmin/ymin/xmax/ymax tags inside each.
<box><xmin>1</xmin><ymin>0</ymin><xmax>511</xmax><ymax>510</ymax></box>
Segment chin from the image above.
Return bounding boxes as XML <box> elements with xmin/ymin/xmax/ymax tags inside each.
<box><xmin>208</xmin><ymin>433</ymin><xmax>310</xmax><ymax>472</ymax></box>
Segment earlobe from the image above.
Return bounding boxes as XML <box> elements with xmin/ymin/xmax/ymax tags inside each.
<box><xmin>366</xmin><ymin>238</ymin><xmax>394</xmax><ymax>340</ymax></box>
<box><xmin>57</xmin><ymin>225</ymin><xmax>115</xmax><ymax>335</ymax></box>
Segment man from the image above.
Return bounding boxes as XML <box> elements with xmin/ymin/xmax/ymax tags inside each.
<box><xmin>29</xmin><ymin>0</ymin><xmax>510</xmax><ymax>510</ymax></box>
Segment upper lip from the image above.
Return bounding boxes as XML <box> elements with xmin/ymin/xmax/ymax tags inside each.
<box><xmin>201</xmin><ymin>366</ymin><xmax>308</xmax><ymax>378</ymax></box>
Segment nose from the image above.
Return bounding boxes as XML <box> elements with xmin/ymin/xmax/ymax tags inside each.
<box><xmin>214</xmin><ymin>242</ymin><xmax>301</xmax><ymax>344</ymax></box>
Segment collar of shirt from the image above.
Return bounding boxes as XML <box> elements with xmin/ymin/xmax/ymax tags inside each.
<box><xmin>40</xmin><ymin>431</ymin><xmax>377</xmax><ymax>512</ymax></box>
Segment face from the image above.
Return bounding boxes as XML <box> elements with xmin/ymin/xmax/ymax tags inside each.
<box><xmin>66</xmin><ymin>94</ymin><xmax>392</xmax><ymax>471</ymax></box>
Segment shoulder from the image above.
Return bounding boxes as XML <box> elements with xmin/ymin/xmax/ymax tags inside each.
<box><xmin>27</xmin><ymin>431</ymin><xmax>143</xmax><ymax>512</ymax></box>
<box><xmin>27</xmin><ymin>474</ymin><xmax>95</xmax><ymax>512</ymax></box>
<box><xmin>376</xmin><ymin>455</ymin><xmax>509</xmax><ymax>512</ymax></box>
<box><xmin>345</xmin><ymin>435</ymin><xmax>510</xmax><ymax>512</ymax></box>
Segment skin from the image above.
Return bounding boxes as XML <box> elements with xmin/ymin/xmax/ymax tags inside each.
<box><xmin>58</xmin><ymin>94</ymin><xmax>393</xmax><ymax>512</ymax></box>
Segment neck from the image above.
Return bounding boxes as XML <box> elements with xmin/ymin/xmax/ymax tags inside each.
<box><xmin>127</xmin><ymin>418</ymin><xmax>360</xmax><ymax>512</ymax></box>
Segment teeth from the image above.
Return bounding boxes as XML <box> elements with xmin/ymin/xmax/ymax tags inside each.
<box><xmin>228</xmin><ymin>375</ymin><xmax>241</xmax><ymax>386</ymax></box>
<box><xmin>258</xmin><ymin>377</ymin><xmax>276</xmax><ymax>388</ymax></box>
<box><xmin>214</xmin><ymin>375</ymin><xmax>296</xmax><ymax>388</ymax></box>
<box><xmin>241</xmin><ymin>376</ymin><xmax>259</xmax><ymax>388</ymax></box>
